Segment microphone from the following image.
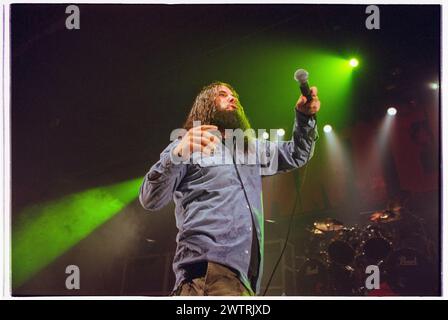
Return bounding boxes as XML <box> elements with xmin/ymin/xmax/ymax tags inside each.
<box><xmin>294</xmin><ymin>69</ymin><xmax>313</xmax><ymax>103</ymax></box>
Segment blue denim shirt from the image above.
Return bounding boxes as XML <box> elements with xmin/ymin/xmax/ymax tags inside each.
<box><xmin>139</xmin><ymin>110</ymin><xmax>318</xmax><ymax>295</ymax></box>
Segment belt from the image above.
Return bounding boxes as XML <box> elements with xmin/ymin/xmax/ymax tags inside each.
<box><xmin>183</xmin><ymin>261</ymin><xmax>209</xmax><ymax>280</ymax></box>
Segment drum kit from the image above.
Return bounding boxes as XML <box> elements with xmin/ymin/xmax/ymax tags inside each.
<box><xmin>297</xmin><ymin>209</ymin><xmax>436</xmax><ymax>296</ymax></box>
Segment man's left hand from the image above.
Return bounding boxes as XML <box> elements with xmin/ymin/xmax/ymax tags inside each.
<box><xmin>295</xmin><ymin>86</ymin><xmax>320</xmax><ymax>116</ymax></box>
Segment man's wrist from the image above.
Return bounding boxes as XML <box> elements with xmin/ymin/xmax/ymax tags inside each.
<box><xmin>172</xmin><ymin>145</ymin><xmax>182</xmax><ymax>158</ymax></box>
<box><xmin>171</xmin><ymin>142</ymin><xmax>193</xmax><ymax>165</ymax></box>
<box><xmin>170</xmin><ymin>147</ymin><xmax>183</xmax><ymax>165</ymax></box>
<box><xmin>296</xmin><ymin>108</ymin><xmax>316</xmax><ymax>122</ymax></box>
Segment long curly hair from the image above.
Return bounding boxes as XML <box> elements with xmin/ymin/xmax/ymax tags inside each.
<box><xmin>183</xmin><ymin>81</ymin><xmax>240</xmax><ymax>130</ymax></box>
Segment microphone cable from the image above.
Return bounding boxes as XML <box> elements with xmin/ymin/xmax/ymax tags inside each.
<box><xmin>262</xmin><ymin>116</ymin><xmax>317</xmax><ymax>296</ymax></box>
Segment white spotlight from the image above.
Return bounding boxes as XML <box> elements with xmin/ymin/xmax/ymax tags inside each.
<box><xmin>323</xmin><ymin>125</ymin><xmax>332</xmax><ymax>133</ymax></box>
<box><xmin>277</xmin><ymin>129</ymin><xmax>285</xmax><ymax>137</ymax></box>
<box><xmin>262</xmin><ymin>132</ymin><xmax>269</xmax><ymax>140</ymax></box>
<box><xmin>387</xmin><ymin>107</ymin><xmax>397</xmax><ymax>116</ymax></box>
<box><xmin>429</xmin><ymin>82</ymin><xmax>439</xmax><ymax>90</ymax></box>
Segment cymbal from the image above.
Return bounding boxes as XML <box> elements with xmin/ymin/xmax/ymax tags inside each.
<box><xmin>313</xmin><ymin>218</ymin><xmax>344</xmax><ymax>232</ymax></box>
<box><xmin>369</xmin><ymin>210</ymin><xmax>402</xmax><ymax>223</ymax></box>
<box><xmin>309</xmin><ymin>228</ymin><xmax>324</xmax><ymax>235</ymax></box>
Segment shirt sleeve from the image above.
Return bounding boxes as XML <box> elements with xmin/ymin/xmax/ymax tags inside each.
<box><xmin>260</xmin><ymin>109</ymin><xmax>318</xmax><ymax>176</ymax></box>
<box><xmin>139</xmin><ymin>139</ymin><xmax>187</xmax><ymax>211</ymax></box>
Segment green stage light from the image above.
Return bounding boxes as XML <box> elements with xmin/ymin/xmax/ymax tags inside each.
<box><xmin>349</xmin><ymin>58</ymin><xmax>359</xmax><ymax>68</ymax></box>
<box><xmin>228</xmin><ymin>43</ymin><xmax>355</xmax><ymax>134</ymax></box>
<box><xmin>12</xmin><ymin>177</ymin><xmax>143</xmax><ymax>288</ymax></box>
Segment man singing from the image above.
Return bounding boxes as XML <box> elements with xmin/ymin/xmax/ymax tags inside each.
<box><xmin>139</xmin><ymin>81</ymin><xmax>320</xmax><ymax>296</ymax></box>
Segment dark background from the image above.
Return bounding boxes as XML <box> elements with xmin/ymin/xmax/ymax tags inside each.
<box><xmin>11</xmin><ymin>4</ymin><xmax>440</xmax><ymax>295</ymax></box>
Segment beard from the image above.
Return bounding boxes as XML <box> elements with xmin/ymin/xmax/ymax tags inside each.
<box><xmin>210</xmin><ymin>106</ymin><xmax>251</xmax><ymax>132</ymax></box>
<box><xmin>210</xmin><ymin>106</ymin><xmax>254</xmax><ymax>154</ymax></box>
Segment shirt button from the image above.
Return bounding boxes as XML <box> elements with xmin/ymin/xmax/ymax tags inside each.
<box><xmin>246</xmin><ymin>204</ymin><xmax>250</xmax><ymax>209</ymax></box>
<box><xmin>249</xmin><ymin>227</ymin><xmax>252</xmax><ymax>232</ymax></box>
<box><xmin>244</xmin><ymin>250</ymin><xmax>249</xmax><ymax>255</ymax></box>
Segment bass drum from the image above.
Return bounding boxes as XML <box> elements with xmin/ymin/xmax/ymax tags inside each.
<box><xmin>296</xmin><ymin>259</ymin><xmax>328</xmax><ymax>295</ymax></box>
<box><xmin>385</xmin><ymin>248</ymin><xmax>435</xmax><ymax>295</ymax></box>
<box><xmin>360</xmin><ymin>225</ymin><xmax>393</xmax><ymax>263</ymax></box>
<box><xmin>326</xmin><ymin>227</ymin><xmax>361</xmax><ymax>266</ymax></box>
<box><xmin>328</xmin><ymin>240</ymin><xmax>356</xmax><ymax>266</ymax></box>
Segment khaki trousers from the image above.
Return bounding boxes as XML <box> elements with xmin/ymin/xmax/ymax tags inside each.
<box><xmin>173</xmin><ymin>261</ymin><xmax>254</xmax><ymax>296</ymax></box>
